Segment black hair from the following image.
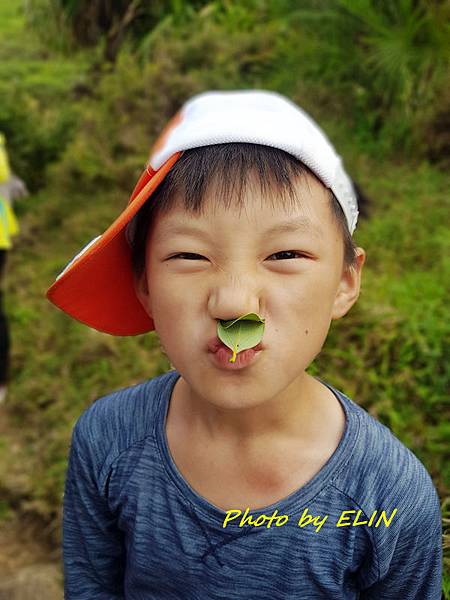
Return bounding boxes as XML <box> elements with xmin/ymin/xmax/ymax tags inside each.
<box><xmin>128</xmin><ymin>143</ymin><xmax>368</xmax><ymax>278</ymax></box>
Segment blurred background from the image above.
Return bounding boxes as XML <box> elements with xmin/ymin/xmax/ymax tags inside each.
<box><xmin>0</xmin><ymin>0</ymin><xmax>448</xmax><ymax>597</ymax></box>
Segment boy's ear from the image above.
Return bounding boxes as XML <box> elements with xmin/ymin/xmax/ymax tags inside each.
<box><xmin>331</xmin><ymin>248</ymin><xmax>366</xmax><ymax>321</ymax></box>
<box><xmin>133</xmin><ymin>271</ymin><xmax>153</xmax><ymax>319</ymax></box>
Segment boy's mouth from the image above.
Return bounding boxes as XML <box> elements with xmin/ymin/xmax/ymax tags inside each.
<box><xmin>207</xmin><ymin>337</ymin><xmax>264</xmax><ymax>354</ymax></box>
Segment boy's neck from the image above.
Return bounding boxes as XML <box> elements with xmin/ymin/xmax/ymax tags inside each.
<box><xmin>170</xmin><ymin>372</ymin><xmax>340</xmax><ymax>446</ymax></box>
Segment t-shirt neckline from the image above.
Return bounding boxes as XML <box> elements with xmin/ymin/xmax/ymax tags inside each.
<box><xmin>155</xmin><ymin>370</ymin><xmax>360</xmax><ymax>524</ymax></box>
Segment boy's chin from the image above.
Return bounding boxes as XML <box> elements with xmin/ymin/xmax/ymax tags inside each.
<box><xmin>180</xmin><ymin>366</ymin><xmax>288</xmax><ymax>409</ymax></box>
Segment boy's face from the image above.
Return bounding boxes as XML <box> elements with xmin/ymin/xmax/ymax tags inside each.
<box><xmin>135</xmin><ymin>171</ymin><xmax>365</xmax><ymax>411</ymax></box>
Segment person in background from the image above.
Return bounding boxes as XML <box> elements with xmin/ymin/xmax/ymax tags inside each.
<box><xmin>0</xmin><ymin>132</ymin><xmax>29</xmax><ymax>403</ymax></box>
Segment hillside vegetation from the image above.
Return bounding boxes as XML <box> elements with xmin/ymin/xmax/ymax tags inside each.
<box><xmin>0</xmin><ymin>0</ymin><xmax>448</xmax><ymax>594</ymax></box>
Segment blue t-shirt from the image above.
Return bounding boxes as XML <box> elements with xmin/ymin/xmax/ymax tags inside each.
<box><xmin>63</xmin><ymin>369</ymin><xmax>442</xmax><ymax>599</ymax></box>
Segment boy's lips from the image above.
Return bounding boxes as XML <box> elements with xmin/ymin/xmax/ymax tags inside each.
<box><xmin>207</xmin><ymin>337</ymin><xmax>264</xmax><ymax>353</ymax></box>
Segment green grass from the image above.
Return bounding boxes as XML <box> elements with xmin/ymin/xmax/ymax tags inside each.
<box><xmin>0</xmin><ymin>2</ymin><xmax>89</xmax><ymax>87</ymax></box>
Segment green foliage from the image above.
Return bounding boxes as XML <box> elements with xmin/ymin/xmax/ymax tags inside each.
<box><xmin>0</xmin><ymin>89</ymin><xmax>80</xmax><ymax>192</ymax></box>
<box><xmin>0</xmin><ymin>499</ymin><xmax>13</xmax><ymax>522</ymax></box>
<box><xmin>24</xmin><ymin>0</ymin><xmax>75</xmax><ymax>53</ymax></box>
<box><xmin>274</xmin><ymin>0</ymin><xmax>449</xmax><ymax>161</ymax></box>
<box><xmin>0</xmin><ymin>2</ymin><xmax>91</xmax><ymax>190</ymax></box>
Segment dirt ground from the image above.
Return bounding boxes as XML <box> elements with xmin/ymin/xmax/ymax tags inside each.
<box><xmin>0</xmin><ymin>401</ymin><xmax>63</xmax><ymax>599</ymax></box>
<box><xmin>0</xmin><ymin>516</ymin><xmax>62</xmax><ymax>599</ymax></box>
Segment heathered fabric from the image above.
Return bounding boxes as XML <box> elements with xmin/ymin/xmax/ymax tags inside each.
<box><xmin>63</xmin><ymin>369</ymin><xmax>443</xmax><ymax>599</ymax></box>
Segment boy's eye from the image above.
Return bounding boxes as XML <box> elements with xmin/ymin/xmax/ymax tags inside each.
<box><xmin>169</xmin><ymin>253</ymin><xmax>206</xmax><ymax>260</ymax></box>
<box><xmin>169</xmin><ymin>251</ymin><xmax>308</xmax><ymax>261</ymax></box>
<box><xmin>267</xmin><ymin>251</ymin><xmax>307</xmax><ymax>260</ymax></box>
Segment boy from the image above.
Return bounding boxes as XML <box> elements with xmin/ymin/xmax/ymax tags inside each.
<box><xmin>47</xmin><ymin>90</ymin><xmax>442</xmax><ymax>599</ymax></box>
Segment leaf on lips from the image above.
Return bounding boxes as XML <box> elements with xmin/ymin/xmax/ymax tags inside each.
<box><xmin>217</xmin><ymin>312</ymin><xmax>265</xmax><ymax>363</ymax></box>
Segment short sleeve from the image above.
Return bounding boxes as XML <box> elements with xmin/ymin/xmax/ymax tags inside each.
<box><xmin>360</xmin><ymin>478</ymin><xmax>442</xmax><ymax>599</ymax></box>
<box><xmin>63</xmin><ymin>415</ymin><xmax>125</xmax><ymax>599</ymax></box>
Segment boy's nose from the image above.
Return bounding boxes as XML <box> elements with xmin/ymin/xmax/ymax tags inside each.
<box><xmin>209</xmin><ymin>287</ymin><xmax>261</xmax><ymax>324</ymax></box>
<box><xmin>208</xmin><ymin>266</ymin><xmax>264</xmax><ymax>319</ymax></box>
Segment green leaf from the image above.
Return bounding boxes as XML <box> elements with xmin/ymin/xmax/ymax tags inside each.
<box><xmin>217</xmin><ymin>312</ymin><xmax>265</xmax><ymax>363</ymax></box>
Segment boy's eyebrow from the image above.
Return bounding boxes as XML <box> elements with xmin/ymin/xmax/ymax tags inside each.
<box><xmin>161</xmin><ymin>217</ymin><xmax>322</xmax><ymax>240</ymax></box>
<box><xmin>264</xmin><ymin>217</ymin><xmax>322</xmax><ymax>238</ymax></box>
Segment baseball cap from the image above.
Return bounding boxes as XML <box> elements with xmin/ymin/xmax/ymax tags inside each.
<box><xmin>46</xmin><ymin>89</ymin><xmax>359</xmax><ymax>336</ymax></box>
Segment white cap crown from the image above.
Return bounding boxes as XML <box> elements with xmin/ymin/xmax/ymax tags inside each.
<box><xmin>149</xmin><ymin>90</ymin><xmax>359</xmax><ymax>234</ymax></box>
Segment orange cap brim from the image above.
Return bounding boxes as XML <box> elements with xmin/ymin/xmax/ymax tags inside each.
<box><xmin>46</xmin><ymin>152</ymin><xmax>182</xmax><ymax>335</ymax></box>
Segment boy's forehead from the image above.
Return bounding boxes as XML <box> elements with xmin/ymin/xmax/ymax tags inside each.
<box><xmin>152</xmin><ymin>169</ymin><xmax>333</xmax><ymax>236</ymax></box>
<box><xmin>155</xmin><ymin>212</ymin><xmax>327</xmax><ymax>242</ymax></box>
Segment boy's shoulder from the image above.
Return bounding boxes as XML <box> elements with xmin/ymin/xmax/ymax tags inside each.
<box><xmin>331</xmin><ymin>386</ymin><xmax>441</xmax><ymax>529</ymax></box>
<box><xmin>70</xmin><ymin>370</ymin><xmax>177</xmax><ymax>479</ymax></box>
